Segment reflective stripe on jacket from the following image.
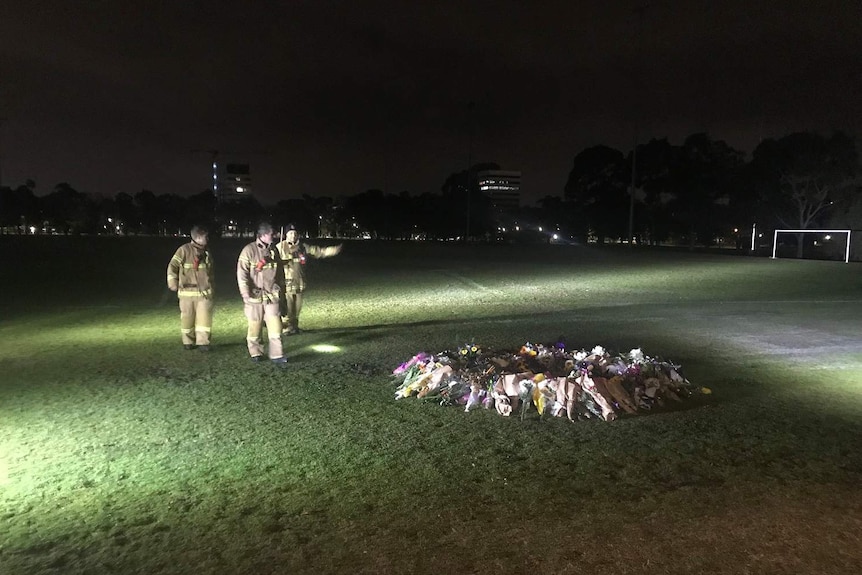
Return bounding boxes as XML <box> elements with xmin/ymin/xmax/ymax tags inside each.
<box><xmin>167</xmin><ymin>242</ymin><xmax>214</xmax><ymax>298</ymax></box>
<box><xmin>237</xmin><ymin>239</ymin><xmax>282</xmax><ymax>303</ymax></box>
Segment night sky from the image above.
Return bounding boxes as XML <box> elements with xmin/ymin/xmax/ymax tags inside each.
<box><xmin>1</xmin><ymin>1</ymin><xmax>860</xmax><ymax>206</ymax></box>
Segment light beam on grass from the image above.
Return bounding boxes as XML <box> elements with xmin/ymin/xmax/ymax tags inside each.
<box><xmin>0</xmin><ymin>309</ymin><xmax>253</xmax><ymax>358</ymax></box>
<box><xmin>310</xmin><ymin>344</ymin><xmax>342</xmax><ymax>353</ymax></box>
<box><xmin>0</xmin><ymin>456</ymin><xmax>8</xmax><ymax>486</ymax></box>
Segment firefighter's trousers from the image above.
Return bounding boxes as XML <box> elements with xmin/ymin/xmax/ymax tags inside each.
<box><xmin>280</xmin><ymin>290</ymin><xmax>304</xmax><ymax>331</ymax></box>
<box><xmin>244</xmin><ymin>301</ymin><xmax>284</xmax><ymax>359</ymax></box>
<box><xmin>179</xmin><ymin>296</ymin><xmax>213</xmax><ymax>346</ymax></box>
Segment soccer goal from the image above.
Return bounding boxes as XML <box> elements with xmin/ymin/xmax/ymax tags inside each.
<box><xmin>771</xmin><ymin>229</ymin><xmax>852</xmax><ymax>263</ymax></box>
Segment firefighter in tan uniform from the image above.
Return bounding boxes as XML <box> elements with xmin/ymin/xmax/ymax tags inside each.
<box><xmin>167</xmin><ymin>225</ymin><xmax>214</xmax><ymax>351</ymax></box>
<box><xmin>236</xmin><ymin>222</ymin><xmax>288</xmax><ymax>367</ymax></box>
<box><xmin>275</xmin><ymin>224</ymin><xmax>342</xmax><ymax>335</ymax></box>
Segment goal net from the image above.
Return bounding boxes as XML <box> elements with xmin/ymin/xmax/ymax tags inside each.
<box><xmin>771</xmin><ymin>229</ymin><xmax>852</xmax><ymax>263</ymax></box>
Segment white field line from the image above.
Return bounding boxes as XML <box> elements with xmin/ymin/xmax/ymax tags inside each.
<box><xmin>681</xmin><ymin>315</ymin><xmax>862</xmax><ymax>364</ymax></box>
<box><xmin>576</xmin><ymin>299</ymin><xmax>862</xmax><ymax>307</ymax></box>
<box><xmin>806</xmin><ymin>363</ymin><xmax>862</xmax><ymax>370</ymax></box>
<box><xmin>428</xmin><ymin>269</ymin><xmax>494</xmax><ymax>292</ymax></box>
<box><xmin>706</xmin><ymin>299</ymin><xmax>862</xmax><ymax>305</ymax></box>
<box><xmin>463</xmin><ymin>301</ymin><xmax>862</xmax><ymax>366</ymax></box>
<box><xmin>732</xmin><ymin>342</ymin><xmax>862</xmax><ymax>357</ymax></box>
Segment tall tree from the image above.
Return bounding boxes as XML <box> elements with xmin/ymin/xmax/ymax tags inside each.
<box><xmin>302</xmin><ymin>195</ymin><xmax>337</xmax><ymax>238</ymax></box>
<box><xmin>667</xmin><ymin>134</ymin><xmax>744</xmax><ymax>247</ymax></box>
<box><xmin>751</xmin><ymin>131</ymin><xmax>860</xmax><ymax>256</ymax></box>
<box><xmin>113</xmin><ymin>192</ymin><xmax>139</xmax><ymax>234</ymax></box>
<box><xmin>634</xmin><ymin>139</ymin><xmax>676</xmax><ymax>244</ymax></box>
<box><xmin>564</xmin><ymin>145</ymin><xmax>628</xmax><ymax>243</ymax></box>
<box><xmin>441</xmin><ymin>163</ymin><xmax>499</xmax><ymax>240</ymax></box>
<box><xmin>42</xmin><ymin>183</ymin><xmax>97</xmax><ymax>234</ymax></box>
<box><xmin>134</xmin><ymin>190</ymin><xmax>160</xmax><ymax>234</ymax></box>
<box><xmin>0</xmin><ymin>181</ymin><xmax>39</xmax><ymax>232</ymax></box>
<box><xmin>156</xmin><ymin>193</ymin><xmax>188</xmax><ymax>235</ymax></box>
<box><xmin>216</xmin><ymin>196</ymin><xmax>264</xmax><ymax>237</ymax></box>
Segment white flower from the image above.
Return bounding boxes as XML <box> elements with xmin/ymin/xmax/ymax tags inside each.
<box><xmin>628</xmin><ymin>348</ymin><xmax>645</xmax><ymax>363</ymax></box>
<box><xmin>591</xmin><ymin>345</ymin><xmax>606</xmax><ymax>356</ymax></box>
<box><xmin>574</xmin><ymin>351</ymin><xmax>588</xmax><ymax>361</ymax></box>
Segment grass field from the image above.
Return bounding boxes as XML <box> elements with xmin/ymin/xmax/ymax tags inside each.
<box><xmin>2</xmin><ymin>236</ymin><xmax>861</xmax><ymax>575</ymax></box>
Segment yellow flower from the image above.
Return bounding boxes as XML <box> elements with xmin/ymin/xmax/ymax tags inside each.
<box><xmin>532</xmin><ymin>386</ymin><xmax>545</xmax><ymax>415</ymax></box>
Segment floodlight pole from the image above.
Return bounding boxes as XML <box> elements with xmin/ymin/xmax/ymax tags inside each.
<box><xmin>0</xmin><ymin>117</ymin><xmax>5</xmax><ymax>190</ymax></box>
<box><xmin>628</xmin><ymin>134</ymin><xmax>637</xmax><ymax>245</ymax></box>
<box><xmin>466</xmin><ymin>101</ymin><xmax>475</xmax><ymax>241</ymax></box>
<box><xmin>628</xmin><ymin>4</ymin><xmax>649</xmax><ymax>245</ymax></box>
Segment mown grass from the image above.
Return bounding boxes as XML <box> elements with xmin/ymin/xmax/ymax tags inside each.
<box><xmin>1</xmin><ymin>236</ymin><xmax>861</xmax><ymax>574</ymax></box>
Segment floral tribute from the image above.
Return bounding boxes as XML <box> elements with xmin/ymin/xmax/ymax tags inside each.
<box><xmin>392</xmin><ymin>341</ymin><xmax>707</xmax><ymax>421</ymax></box>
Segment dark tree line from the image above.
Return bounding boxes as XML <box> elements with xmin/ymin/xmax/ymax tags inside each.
<box><xmin>0</xmin><ymin>170</ymin><xmax>502</xmax><ymax>240</ymax></box>
<box><xmin>2</xmin><ymin>131</ymin><xmax>859</xmax><ymax>246</ymax></box>
<box><xmin>563</xmin><ymin>131</ymin><xmax>860</xmax><ymax>247</ymax></box>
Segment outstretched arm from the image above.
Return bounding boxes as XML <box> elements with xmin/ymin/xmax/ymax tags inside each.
<box><xmin>306</xmin><ymin>243</ymin><xmax>343</xmax><ymax>259</ymax></box>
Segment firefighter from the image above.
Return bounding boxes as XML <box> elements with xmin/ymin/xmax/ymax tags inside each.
<box><xmin>275</xmin><ymin>223</ymin><xmax>342</xmax><ymax>334</ymax></box>
<box><xmin>236</xmin><ymin>222</ymin><xmax>288</xmax><ymax>367</ymax></box>
<box><xmin>167</xmin><ymin>225</ymin><xmax>214</xmax><ymax>351</ymax></box>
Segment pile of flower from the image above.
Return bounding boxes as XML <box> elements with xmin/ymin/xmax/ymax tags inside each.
<box><xmin>393</xmin><ymin>342</ymin><xmax>707</xmax><ymax>421</ymax></box>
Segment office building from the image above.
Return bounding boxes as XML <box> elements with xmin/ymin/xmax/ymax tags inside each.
<box><xmin>214</xmin><ymin>162</ymin><xmax>253</xmax><ymax>202</ymax></box>
<box><xmin>477</xmin><ymin>170</ymin><xmax>521</xmax><ymax>210</ymax></box>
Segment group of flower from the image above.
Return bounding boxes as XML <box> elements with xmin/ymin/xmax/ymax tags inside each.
<box><xmin>392</xmin><ymin>342</ymin><xmax>708</xmax><ymax>421</ymax></box>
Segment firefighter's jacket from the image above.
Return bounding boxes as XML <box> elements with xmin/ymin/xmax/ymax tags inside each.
<box><xmin>275</xmin><ymin>240</ymin><xmax>337</xmax><ymax>294</ymax></box>
<box><xmin>167</xmin><ymin>241</ymin><xmax>213</xmax><ymax>298</ymax></box>
<box><xmin>237</xmin><ymin>239</ymin><xmax>283</xmax><ymax>304</ymax></box>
